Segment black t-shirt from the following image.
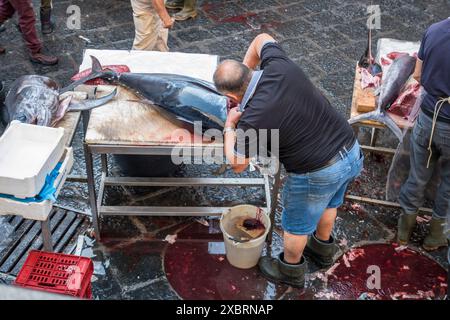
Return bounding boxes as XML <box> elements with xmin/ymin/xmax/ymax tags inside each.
<box><xmin>234</xmin><ymin>42</ymin><xmax>355</xmax><ymax>174</ymax></box>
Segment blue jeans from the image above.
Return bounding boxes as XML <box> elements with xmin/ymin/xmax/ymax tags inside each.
<box><xmin>399</xmin><ymin>110</ymin><xmax>450</xmax><ymax>219</ymax></box>
<box><xmin>282</xmin><ymin>141</ymin><xmax>364</xmax><ymax>235</ymax></box>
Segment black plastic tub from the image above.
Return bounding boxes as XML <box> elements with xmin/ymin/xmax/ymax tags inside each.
<box><xmin>113</xmin><ymin>155</ymin><xmax>180</xmax><ymax>177</ymax></box>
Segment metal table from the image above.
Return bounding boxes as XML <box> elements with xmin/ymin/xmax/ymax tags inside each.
<box><xmin>79</xmin><ymin>51</ymin><xmax>279</xmax><ymax>240</ymax></box>
<box><xmin>347</xmin><ymin>64</ymin><xmax>432</xmax><ymax>214</ymax></box>
<box><xmin>84</xmin><ymin>141</ymin><xmax>277</xmax><ymax>240</ymax></box>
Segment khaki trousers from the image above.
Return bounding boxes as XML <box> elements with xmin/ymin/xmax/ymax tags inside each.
<box><xmin>130</xmin><ymin>0</ymin><xmax>169</xmax><ymax>51</ymax></box>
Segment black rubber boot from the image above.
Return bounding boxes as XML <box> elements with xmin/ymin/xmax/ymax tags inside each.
<box><xmin>258</xmin><ymin>253</ymin><xmax>306</xmax><ymax>288</ymax></box>
<box><xmin>40</xmin><ymin>7</ymin><xmax>54</xmax><ymax>34</ymax></box>
<box><xmin>423</xmin><ymin>217</ymin><xmax>448</xmax><ymax>251</ymax></box>
<box><xmin>397</xmin><ymin>212</ymin><xmax>417</xmax><ymax>245</ymax></box>
<box><xmin>166</xmin><ymin>0</ymin><xmax>184</xmax><ymax>9</ymax></box>
<box><xmin>303</xmin><ymin>233</ymin><xmax>338</xmax><ymax>268</ymax></box>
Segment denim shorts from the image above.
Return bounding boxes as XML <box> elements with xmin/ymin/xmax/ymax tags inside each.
<box><xmin>282</xmin><ymin>141</ymin><xmax>364</xmax><ymax>235</ymax></box>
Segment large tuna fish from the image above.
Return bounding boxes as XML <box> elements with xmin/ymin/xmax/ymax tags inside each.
<box><xmin>3</xmin><ymin>75</ymin><xmax>116</xmax><ymax>127</ymax></box>
<box><xmin>349</xmin><ymin>54</ymin><xmax>416</xmax><ymax>141</ymax></box>
<box><xmin>76</xmin><ymin>56</ymin><xmax>230</xmax><ymax>131</ymax></box>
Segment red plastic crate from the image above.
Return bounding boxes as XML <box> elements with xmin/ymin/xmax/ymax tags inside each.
<box><xmin>83</xmin><ymin>284</ymin><xmax>93</xmax><ymax>299</ymax></box>
<box><xmin>15</xmin><ymin>250</ymin><xmax>94</xmax><ymax>299</ymax></box>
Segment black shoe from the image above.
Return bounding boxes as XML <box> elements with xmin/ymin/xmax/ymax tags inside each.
<box><xmin>259</xmin><ymin>253</ymin><xmax>306</xmax><ymax>288</ymax></box>
<box><xmin>303</xmin><ymin>233</ymin><xmax>339</xmax><ymax>268</ymax></box>
<box><xmin>0</xmin><ymin>23</ymin><xmax>5</xmax><ymax>33</ymax></box>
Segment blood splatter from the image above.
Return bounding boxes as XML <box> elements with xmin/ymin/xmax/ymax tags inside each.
<box><xmin>327</xmin><ymin>243</ymin><xmax>447</xmax><ymax>300</ymax></box>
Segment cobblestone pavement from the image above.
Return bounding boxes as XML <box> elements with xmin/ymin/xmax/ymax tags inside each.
<box><xmin>0</xmin><ymin>0</ymin><xmax>449</xmax><ymax>300</ymax></box>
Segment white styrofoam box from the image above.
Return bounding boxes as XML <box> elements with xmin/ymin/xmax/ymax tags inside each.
<box><xmin>0</xmin><ymin>121</ymin><xmax>65</xmax><ymax>198</ymax></box>
<box><xmin>0</xmin><ymin>147</ymin><xmax>73</xmax><ymax>221</ymax></box>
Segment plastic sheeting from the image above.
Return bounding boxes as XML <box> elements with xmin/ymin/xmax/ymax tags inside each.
<box><xmin>385</xmin><ymin>88</ymin><xmax>441</xmax><ymax>203</ymax></box>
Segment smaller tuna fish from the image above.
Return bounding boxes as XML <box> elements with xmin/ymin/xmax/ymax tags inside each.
<box><xmin>349</xmin><ymin>54</ymin><xmax>416</xmax><ymax>141</ymax></box>
<box><xmin>3</xmin><ymin>75</ymin><xmax>116</xmax><ymax>127</ymax></box>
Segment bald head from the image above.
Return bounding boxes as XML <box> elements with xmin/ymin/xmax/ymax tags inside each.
<box><xmin>213</xmin><ymin>59</ymin><xmax>252</xmax><ymax>98</ymax></box>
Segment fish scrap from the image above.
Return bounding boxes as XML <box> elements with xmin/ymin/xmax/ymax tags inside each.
<box><xmin>349</xmin><ymin>54</ymin><xmax>416</xmax><ymax>141</ymax></box>
<box><xmin>2</xmin><ymin>75</ymin><xmax>116</xmax><ymax>127</ymax></box>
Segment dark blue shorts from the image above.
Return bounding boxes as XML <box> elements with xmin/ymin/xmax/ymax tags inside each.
<box><xmin>282</xmin><ymin>141</ymin><xmax>364</xmax><ymax>235</ymax></box>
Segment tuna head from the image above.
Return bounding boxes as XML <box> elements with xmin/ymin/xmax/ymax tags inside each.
<box><xmin>5</xmin><ymin>75</ymin><xmax>60</xmax><ymax>126</ymax></box>
<box><xmin>378</xmin><ymin>55</ymin><xmax>416</xmax><ymax>110</ymax></box>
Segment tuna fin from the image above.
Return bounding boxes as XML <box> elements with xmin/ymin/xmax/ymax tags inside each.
<box><xmin>59</xmin><ymin>56</ymin><xmax>115</xmax><ymax>94</ymax></box>
<box><xmin>67</xmin><ymin>88</ymin><xmax>117</xmax><ymax>111</ymax></box>
<box><xmin>347</xmin><ymin>110</ymin><xmax>380</xmax><ymax>125</ymax></box>
<box><xmin>348</xmin><ymin>110</ymin><xmax>404</xmax><ymax>141</ymax></box>
<box><xmin>381</xmin><ymin>112</ymin><xmax>404</xmax><ymax>141</ymax></box>
<box><xmin>51</xmin><ymin>95</ymin><xmax>72</xmax><ymax>126</ymax></box>
<box><xmin>91</xmin><ymin>55</ymin><xmax>102</xmax><ymax>73</ymax></box>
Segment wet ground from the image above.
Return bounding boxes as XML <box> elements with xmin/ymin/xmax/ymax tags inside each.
<box><xmin>0</xmin><ymin>0</ymin><xmax>449</xmax><ymax>299</ymax></box>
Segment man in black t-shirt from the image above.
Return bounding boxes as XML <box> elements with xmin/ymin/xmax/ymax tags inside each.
<box><xmin>213</xmin><ymin>33</ymin><xmax>363</xmax><ymax>288</ymax></box>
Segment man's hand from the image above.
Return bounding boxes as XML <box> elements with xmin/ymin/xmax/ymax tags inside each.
<box><xmin>225</xmin><ymin>107</ymin><xmax>242</xmax><ymax>128</ymax></box>
<box><xmin>163</xmin><ymin>17</ymin><xmax>175</xmax><ymax>29</ymax></box>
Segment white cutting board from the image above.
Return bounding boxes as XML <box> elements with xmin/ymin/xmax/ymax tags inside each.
<box><xmin>79</xmin><ymin>49</ymin><xmax>219</xmax><ymax>82</ymax></box>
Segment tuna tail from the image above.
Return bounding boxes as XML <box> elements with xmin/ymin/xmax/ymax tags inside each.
<box><xmin>59</xmin><ymin>56</ymin><xmax>118</xmax><ymax>94</ymax></box>
<box><xmin>67</xmin><ymin>88</ymin><xmax>117</xmax><ymax>112</ymax></box>
<box><xmin>348</xmin><ymin>110</ymin><xmax>404</xmax><ymax>141</ymax></box>
<box><xmin>358</xmin><ymin>27</ymin><xmax>373</xmax><ymax>69</ymax></box>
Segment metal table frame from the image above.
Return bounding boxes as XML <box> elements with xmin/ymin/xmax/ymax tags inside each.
<box><xmin>349</xmin><ymin>122</ymin><xmax>432</xmax><ymax>214</ymax></box>
<box><xmin>84</xmin><ymin>141</ymin><xmax>281</xmax><ymax>241</ymax></box>
<box><xmin>40</xmin><ymin>110</ymin><xmax>88</xmax><ymax>251</ymax></box>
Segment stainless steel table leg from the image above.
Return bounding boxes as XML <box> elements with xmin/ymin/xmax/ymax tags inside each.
<box><xmin>101</xmin><ymin>154</ymin><xmax>108</xmax><ymax>177</ymax></box>
<box><xmin>81</xmin><ymin>110</ymin><xmax>90</xmax><ymax>135</ymax></box>
<box><xmin>370</xmin><ymin>127</ymin><xmax>378</xmax><ymax>147</ymax></box>
<box><xmin>41</xmin><ymin>219</ymin><xmax>53</xmax><ymax>252</ymax></box>
<box><xmin>84</xmin><ymin>143</ymin><xmax>101</xmax><ymax>240</ymax></box>
<box><xmin>352</xmin><ymin>124</ymin><xmax>360</xmax><ymax>139</ymax></box>
<box><xmin>266</xmin><ymin>168</ymin><xmax>282</xmax><ymax>247</ymax></box>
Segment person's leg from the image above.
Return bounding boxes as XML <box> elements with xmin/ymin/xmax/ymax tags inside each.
<box><xmin>0</xmin><ymin>0</ymin><xmax>16</xmax><ymax>38</ymax></box>
<box><xmin>40</xmin><ymin>0</ymin><xmax>51</xmax><ymax>9</ymax></box>
<box><xmin>9</xmin><ymin>0</ymin><xmax>41</xmax><ymax>53</ymax></box>
<box><xmin>283</xmin><ymin>232</ymin><xmax>307</xmax><ymax>263</ymax></box>
<box><xmin>0</xmin><ymin>0</ymin><xmax>15</xmax><ymax>22</ymax></box>
<box><xmin>259</xmin><ymin>174</ymin><xmax>312</xmax><ymax>288</ymax></box>
<box><xmin>315</xmin><ymin>208</ymin><xmax>337</xmax><ymax>241</ymax></box>
<box><xmin>423</xmin><ymin>120</ymin><xmax>450</xmax><ymax>250</ymax></box>
<box><xmin>131</xmin><ymin>0</ymin><xmax>159</xmax><ymax>51</ymax></box>
<box><xmin>173</xmin><ymin>0</ymin><xmax>197</xmax><ymax>21</ymax></box>
<box><xmin>165</xmin><ymin>0</ymin><xmax>184</xmax><ymax>9</ymax></box>
<box><xmin>398</xmin><ymin>111</ymin><xmax>437</xmax><ymax>244</ymax></box>
<box><xmin>40</xmin><ymin>0</ymin><xmax>54</xmax><ymax>34</ymax></box>
<box><xmin>304</xmin><ymin>142</ymin><xmax>363</xmax><ymax>267</ymax></box>
<box><xmin>259</xmin><ymin>229</ymin><xmax>307</xmax><ymax>288</ymax></box>
<box><xmin>155</xmin><ymin>26</ymin><xmax>169</xmax><ymax>52</ymax></box>
<box><xmin>10</xmin><ymin>0</ymin><xmax>57</xmax><ymax>64</ymax></box>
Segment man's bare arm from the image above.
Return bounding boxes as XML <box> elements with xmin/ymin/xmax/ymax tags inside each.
<box><xmin>413</xmin><ymin>58</ymin><xmax>423</xmax><ymax>83</ymax></box>
<box><xmin>224</xmin><ymin>130</ymin><xmax>250</xmax><ymax>173</ymax></box>
<box><xmin>151</xmin><ymin>0</ymin><xmax>174</xmax><ymax>28</ymax></box>
<box><xmin>243</xmin><ymin>33</ymin><xmax>276</xmax><ymax>69</ymax></box>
